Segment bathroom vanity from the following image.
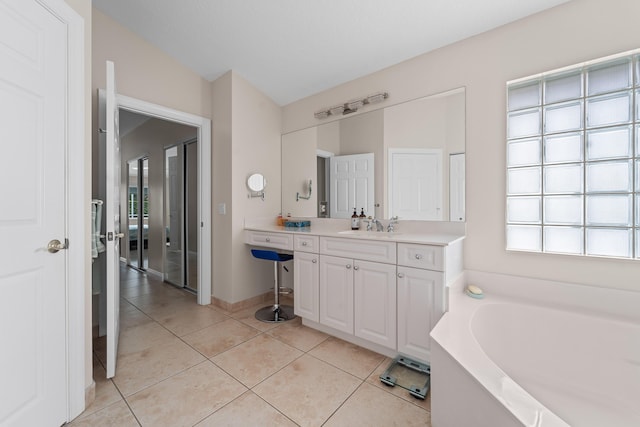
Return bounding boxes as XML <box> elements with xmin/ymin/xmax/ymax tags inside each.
<box><xmin>244</xmin><ymin>221</ymin><xmax>464</xmax><ymax>363</ymax></box>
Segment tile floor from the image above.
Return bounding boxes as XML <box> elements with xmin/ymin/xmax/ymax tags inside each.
<box><xmin>70</xmin><ymin>265</ymin><xmax>431</xmax><ymax>426</ymax></box>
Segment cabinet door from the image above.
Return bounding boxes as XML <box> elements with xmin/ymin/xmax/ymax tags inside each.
<box><xmin>397</xmin><ymin>266</ymin><xmax>444</xmax><ymax>362</ymax></box>
<box><xmin>293</xmin><ymin>251</ymin><xmax>319</xmax><ymax>322</ymax></box>
<box><xmin>354</xmin><ymin>261</ymin><xmax>397</xmax><ymax>349</ymax></box>
<box><xmin>319</xmin><ymin>255</ymin><xmax>354</xmax><ymax>334</ymax></box>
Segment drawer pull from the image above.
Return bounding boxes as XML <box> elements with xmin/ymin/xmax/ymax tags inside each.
<box><xmin>353</xmin><ymin>265</ymin><xmax>359</xmax><ymax>271</ymax></box>
<box><xmin>346</xmin><ymin>264</ymin><xmax>352</xmax><ymax>269</ymax></box>
<box><xmin>397</xmin><ymin>273</ymin><xmax>404</xmax><ymax>278</ymax></box>
<box><xmin>312</xmin><ymin>258</ymin><xmax>317</xmax><ymax>263</ymax></box>
<box><xmin>266</xmin><ymin>237</ymin><xmax>271</xmax><ymax>242</ymax></box>
<box><xmin>415</xmin><ymin>254</ymin><xmax>423</xmax><ymax>260</ymax></box>
<box><xmin>302</xmin><ymin>241</ymin><xmax>308</xmax><ymax>246</ymax></box>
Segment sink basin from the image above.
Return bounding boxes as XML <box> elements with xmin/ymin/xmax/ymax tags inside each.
<box><xmin>337</xmin><ymin>230</ymin><xmax>402</xmax><ymax>238</ymax></box>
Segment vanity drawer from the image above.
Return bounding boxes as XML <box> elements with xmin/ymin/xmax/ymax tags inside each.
<box><xmin>294</xmin><ymin>235</ymin><xmax>319</xmax><ymax>253</ymax></box>
<box><xmin>244</xmin><ymin>231</ymin><xmax>293</xmax><ymax>251</ymax></box>
<box><xmin>397</xmin><ymin>243</ymin><xmax>443</xmax><ymax>271</ymax></box>
<box><xmin>320</xmin><ymin>237</ymin><xmax>396</xmax><ymax>264</ymax></box>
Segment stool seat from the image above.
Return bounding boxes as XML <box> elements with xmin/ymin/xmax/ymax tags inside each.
<box><xmin>251</xmin><ymin>249</ymin><xmax>295</xmax><ymax>323</ymax></box>
<box><xmin>251</xmin><ymin>249</ymin><xmax>293</xmax><ymax>263</ymax></box>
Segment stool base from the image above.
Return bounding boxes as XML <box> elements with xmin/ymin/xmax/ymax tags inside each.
<box><xmin>255</xmin><ymin>304</ymin><xmax>295</xmax><ymax>323</ymax></box>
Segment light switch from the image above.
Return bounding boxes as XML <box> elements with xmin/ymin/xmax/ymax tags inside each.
<box><xmin>217</xmin><ymin>203</ymin><xmax>226</xmax><ymax>215</ymax></box>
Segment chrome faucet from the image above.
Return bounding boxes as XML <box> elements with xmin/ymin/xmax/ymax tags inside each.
<box><xmin>387</xmin><ymin>216</ymin><xmax>399</xmax><ymax>232</ymax></box>
<box><xmin>372</xmin><ymin>218</ymin><xmax>384</xmax><ymax>232</ymax></box>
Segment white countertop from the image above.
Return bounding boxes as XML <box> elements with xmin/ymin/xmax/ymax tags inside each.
<box><xmin>244</xmin><ymin>223</ymin><xmax>465</xmax><ymax>246</ymax></box>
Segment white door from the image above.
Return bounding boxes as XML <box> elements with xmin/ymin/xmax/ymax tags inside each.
<box><xmin>389</xmin><ymin>149</ymin><xmax>442</xmax><ymax>220</ymax></box>
<box><xmin>329</xmin><ymin>153</ymin><xmax>374</xmax><ymax>218</ymax></box>
<box><xmin>0</xmin><ymin>1</ymin><xmax>67</xmax><ymax>425</ymax></box>
<box><xmin>102</xmin><ymin>61</ymin><xmax>122</xmax><ymax>378</ymax></box>
<box><xmin>449</xmin><ymin>153</ymin><xmax>466</xmax><ymax>222</ymax></box>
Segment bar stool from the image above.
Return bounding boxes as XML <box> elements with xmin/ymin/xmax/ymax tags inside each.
<box><xmin>251</xmin><ymin>249</ymin><xmax>295</xmax><ymax>323</ymax></box>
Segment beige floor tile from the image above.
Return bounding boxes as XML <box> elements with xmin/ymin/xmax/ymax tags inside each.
<box><xmin>78</xmin><ymin>360</ymin><xmax>122</xmax><ymax>419</ymax></box>
<box><xmin>324</xmin><ymin>382</ymin><xmax>431</xmax><ymax>427</ymax></box>
<box><xmin>253</xmin><ymin>354</ymin><xmax>361</xmax><ymax>427</ymax></box>
<box><xmin>117</xmin><ymin>321</ymin><xmax>176</xmax><ymax>357</ymax></box>
<box><xmin>119</xmin><ymin>308</ymin><xmax>154</xmax><ymax>331</ymax></box>
<box><xmin>127</xmin><ymin>361</ymin><xmax>246</xmax><ymax>427</ymax></box>
<box><xmin>230</xmin><ymin>303</ymin><xmax>283</xmax><ymax>332</ymax></box>
<box><xmin>154</xmin><ymin>303</ymin><xmax>229</xmax><ymax>336</ymax></box>
<box><xmin>309</xmin><ymin>336</ymin><xmax>385</xmax><ymax>379</ymax></box>
<box><xmin>113</xmin><ymin>337</ymin><xmax>205</xmax><ymax>396</ymax></box>
<box><xmin>366</xmin><ymin>357</ymin><xmax>431</xmax><ymax>412</ymax></box>
<box><xmin>182</xmin><ymin>318</ymin><xmax>260</xmax><ymax>358</ymax></box>
<box><xmin>196</xmin><ymin>391</ymin><xmax>296</xmax><ymax>427</ymax></box>
<box><xmin>120</xmin><ymin>279</ymin><xmax>183</xmax><ymax>299</ymax></box>
<box><xmin>67</xmin><ymin>400</ymin><xmax>139</xmax><ymax>427</ymax></box>
<box><xmin>125</xmin><ymin>292</ymin><xmax>195</xmax><ymax>315</ymax></box>
<box><xmin>267</xmin><ymin>317</ymin><xmax>329</xmax><ymax>352</ymax></box>
<box><xmin>212</xmin><ymin>334</ymin><xmax>302</xmax><ymax>388</ymax></box>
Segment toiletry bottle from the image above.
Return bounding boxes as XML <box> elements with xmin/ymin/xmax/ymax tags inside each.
<box><xmin>351</xmin><ymin>208</ymin><xmax>359</xmax><ymax>230</ymax></box>
<box><xmin>359</xmin><ymin>208</ymin><xmax>366</xmax><ymax>230</ymax></box>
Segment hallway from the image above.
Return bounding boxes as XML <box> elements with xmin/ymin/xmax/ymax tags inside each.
<box><xmin>70</xmin><ymin>265</ymin><xmax>431</xmax><ymax>426</ymax></box>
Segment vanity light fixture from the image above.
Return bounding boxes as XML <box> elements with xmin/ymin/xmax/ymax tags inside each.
<box><xmin>313</xmin><ymin>92</ymin><xmax>389</xmax><ymax>120</ymax></box>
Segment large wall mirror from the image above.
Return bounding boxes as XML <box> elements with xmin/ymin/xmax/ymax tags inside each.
<box><xmin>281</xmin><ymin>87</ymin><xmax>466</xmax><ymax>221</ymax></box>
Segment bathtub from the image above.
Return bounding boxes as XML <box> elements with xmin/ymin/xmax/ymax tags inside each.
<box><xmin>430</xmin><ymin>271</ymin><xmax>640</xmax><ymax>427</ymax></box>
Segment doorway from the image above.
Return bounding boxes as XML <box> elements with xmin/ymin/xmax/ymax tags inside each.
<box><xmin>127</xmin><ymin>157</ymin><xmax>149</xmax><ymax>270</ymax></box>
<box><xmin>164</xmin><ymin>141</ymin><xmax>198</xmax><ymax>292</ymax></box>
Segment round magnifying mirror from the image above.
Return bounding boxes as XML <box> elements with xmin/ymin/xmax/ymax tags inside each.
<box><xmin>247</xmin><ymin>173</ymin><xmax>266</xmax><ymax>192</ymax></box>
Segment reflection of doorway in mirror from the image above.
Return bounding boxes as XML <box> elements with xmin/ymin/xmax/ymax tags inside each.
<box><xmin>449</xmin><ymin>153</ymin><xmax>465</xmax><ymax>222</ymax></box>
<box><xmin>329</xmin><ymin>153</ymin><xmax>375</xmax><ymax>219</ymax></box>
<box><xmin>388</xmin><ymin>149</ymin><xmax>442</xmax><ymax>220</ymax></box>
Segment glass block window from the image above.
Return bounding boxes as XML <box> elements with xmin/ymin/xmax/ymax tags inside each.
<box><xmin>507</xmin><ymin>52</ymin><xmax>640</xmax><ymax>258</ymax></box>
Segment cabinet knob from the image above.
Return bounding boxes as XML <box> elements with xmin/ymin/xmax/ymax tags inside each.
<box><xmin>302</xmin><ymin>241</ymin><xmax>307</xmax><ymax>246</ymax></box>
<box><xmin>346</xmin><ymin>264</ymin><xmax>352</xmax><ymax>269</ymax></box>
<box><xmin>353</xmin><ymin>265</ymin><xmax>359</xmax><ymax>271</ymax></box>
<box><xmin>397</xmin><ymin>273</ymin><xmax>405</xmax><ymax>278</ymax></box>
<box><xmin>312</xmin><ymin>258</ymin><xmax>317</xmax><ymax>263</ymax></box>
<box><xmin>415</xmin><ymin>254</ymin><xmax>423</xmax><ymax>260</ymax></box>
<box><xmin>266</xmin><ymin>237</ymin><xmax>271</xmax><ymax>242</ymax></box>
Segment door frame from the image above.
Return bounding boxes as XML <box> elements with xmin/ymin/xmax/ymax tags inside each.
<box><xmin>34</xmin><ymin>0</ymin><xmax>87</xmax><ymax>420</ymax></box>
<box><xmin>116</xmin><ymin>94</ymin><xmax>212</xmax><ymax>305</ymax></box>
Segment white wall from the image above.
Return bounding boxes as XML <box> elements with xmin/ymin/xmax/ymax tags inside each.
<box><xmin>282</xmin><ymin>127</ymin><xmax>318</xmax><ymax>217</ymax></box>
<box><xmin>282</xmin><ymin>0</ymin><xmax>640</xmax><ymax>292</ymax></box>
<box><xmin>212</xmin><ymin>71</ymin><xmax>283</xmax><ymax>304</ymax></box>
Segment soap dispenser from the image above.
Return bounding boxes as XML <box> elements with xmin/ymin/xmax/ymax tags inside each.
<box><xmin>351</xmin><ymin>208</ymin><xmax>359</xmax><ymax>230</ymax></box>
<box><xmin>359</xmin><ymin>208</ymin><xmax>366</xmax><ymax>230</ymax></box>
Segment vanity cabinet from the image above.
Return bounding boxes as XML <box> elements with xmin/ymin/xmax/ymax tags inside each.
<box><xmin>293</xmin><ymin>235</ymin><xmax>320</xmax><ymax>322</ymax></box>
<box><xmin>396</xmin><ymin>243</ymin><xmax>452</xmax><ymax>362</ymax></box>
<box><xmin>246</xmin><ymin>228</ymin><xmax>463</xmax><ymax>363</ymax></box>
<box><xmin>318</xmin><ymin>238</ymin><xmax>397</xmax><ymax>349</ymax></box>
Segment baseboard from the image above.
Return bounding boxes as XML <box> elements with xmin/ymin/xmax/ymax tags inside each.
<box><xmin>145</xmin><ymin>268</ymin><xmax>163</xmax><ymax>280</ymax></box>
<box><xmin>211</xmin><ymin>291</ymin><xmax>273</xmax><ymax>313</ymax></box>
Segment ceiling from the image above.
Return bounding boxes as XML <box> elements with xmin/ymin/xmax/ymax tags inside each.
<box><xmin>93</xmin><ymin>0</ymin><xmax>570</xmax><ymax>106</ymax></box>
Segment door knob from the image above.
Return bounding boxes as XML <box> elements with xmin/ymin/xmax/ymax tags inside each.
<box><xmin>48</xmin><ymin>239</ymin><xmax>68</xmax><ymax>253</ymax></box>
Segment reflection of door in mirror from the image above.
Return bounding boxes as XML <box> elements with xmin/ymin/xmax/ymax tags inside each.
<box><xmin>449</xmin><ymin>153</ymin><xmax>465</xmax><ymax>222</ymax></box>
<box><xmin>329</xmin><ymin>153</ymin><xmax>375</xmax><ymax>219</ymax></box>
<box><xmin>388</xmin><ymin>149</ymin><xmax>442</xmax><ymax>220</ymax></box>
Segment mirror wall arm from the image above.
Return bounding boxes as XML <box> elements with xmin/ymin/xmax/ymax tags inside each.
<box><xmin>296</xmin><ymin>180</ymin><xmax>312</xmax><ymax>202</ymax></box>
